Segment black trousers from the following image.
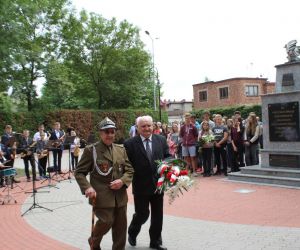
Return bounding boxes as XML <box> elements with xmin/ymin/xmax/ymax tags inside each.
<box><xmin>38</xmin><ymin>157</ymin><xmax>47</xmax><ymax>176</ymax></box>
<box><xmin>52</xmin><ymin>149</ymin><xmax>63</xmax><ymax>172</ymax></box>
<box><xmin>214</xmin><ymin>145</ymin><xmax>227</xmax><ymax>174</ymax></box>
<box><xmin>128</xmin><ymin>193</ymin><xmax>164</xmax><ymax>244</ymax></box>
<box><xmin>202</xmin><ymin>148</ymin><xmax>212</xmax><ymax>175</ymax></box>
<box><xmin>23</xmin><ymin>156</ymin><xmax>36</xmax><ymax>179</ymax></box>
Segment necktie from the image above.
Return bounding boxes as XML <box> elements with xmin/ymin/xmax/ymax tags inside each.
<box><xmin>145</xmin><ymin>138</ymin><xmax>152</xmax><ymax>161</ymax></box>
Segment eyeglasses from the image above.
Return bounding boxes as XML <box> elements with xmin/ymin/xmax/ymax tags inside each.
<box><xmin>104</xmin><ymin>130</ymin><xmax>115</xmax><ymax>135</ymax></box>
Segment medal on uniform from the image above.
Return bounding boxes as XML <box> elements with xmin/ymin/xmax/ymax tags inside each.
<box><xmin>101</xmin><ymin>163</ymin><xmax>109</xmax><ymax>173</ymax></box>
<box><xmin>95</xmin><ymin>159</ymin><xmax>112</xmax><ymax>176</ymax></box>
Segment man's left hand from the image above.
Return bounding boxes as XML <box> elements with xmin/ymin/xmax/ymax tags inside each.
<box><xmin>109</xmin><ymin>179</ymin><xmax>124</xmax><ymax>190</ymax></box>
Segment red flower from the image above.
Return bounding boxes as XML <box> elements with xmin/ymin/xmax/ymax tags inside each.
<box><xmin>180</xmin><ymin>170</ymin><xmax>188</xmax><ymax>176</ymax></box>
<box><xmin>166</xmin><ymin>172</ymin><xmax>172</xmax><ymax>180</ymax></box>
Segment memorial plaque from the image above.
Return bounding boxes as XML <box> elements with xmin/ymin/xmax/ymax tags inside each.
<box><xmin>269</xmin><ymin>154</ymin><xmax>300</xmax><ymax>168</ymax></box>
<box><xmin>282</xmin><ymin>73</ymin><xmax>294</xmax><ymax>86</ymax></box>
<box><xmin>268</xmin><ymin>101</ymin><xmax>300</xmax><ymax>141</ymax></box>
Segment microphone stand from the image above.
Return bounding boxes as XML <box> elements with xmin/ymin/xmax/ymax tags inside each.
<box><xmin>22</xmin><ymin>166</ymin><xmax>52</xmax><ymax>216</ymax></box>
<box><xmin>40</xmin><ymin>142</ymin><xmax>60</xmax><ymax>189</ymax></box>
<box><xmin>60</xmin><ymin>136</ymin><xmax>76</xmax><ymax>183</ymax></box>
<box><xmin>21</xmin><ymin>143</ymin><xmax>52</xmax><ymax>215</ymax></box>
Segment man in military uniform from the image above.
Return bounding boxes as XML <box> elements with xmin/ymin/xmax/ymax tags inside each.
<box><xmin>75</xmin><ymin>117</ymin><xmax>134</xmax><ymax>250</ymax></box>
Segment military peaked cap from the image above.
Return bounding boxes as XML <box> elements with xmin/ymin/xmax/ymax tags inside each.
<box><xmin>97</xmin><ymin>117</ymin><xmax>116</xmax><ymax>130</ymax></box>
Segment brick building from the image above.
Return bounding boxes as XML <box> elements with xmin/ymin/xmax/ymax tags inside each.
<box><xmin>193</xmin><ymin>77</ymin><xmax>275</xmax><ymax>110</ymax></box>
<box><xmin>161</xmin><ymin>99</ymin><xmax>193</xmax><ymax>123</ymax></box>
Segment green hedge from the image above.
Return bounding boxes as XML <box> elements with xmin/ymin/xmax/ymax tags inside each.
<box><xmin>193</xmin><ymin>104</ymin><xmax>262</xmax><ymax>120</ymax></box>
<box><xmin>0</xmin><ymin>109</ymin><xmax>168</xmax><ymax>142</ymax></box>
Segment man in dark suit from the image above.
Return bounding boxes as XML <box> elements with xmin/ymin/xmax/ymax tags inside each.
<box><xmin>49</xmin><ymin>122</ymin><xmax>65</xmax><ymax>173</ymax></box>
<box><xmin>124</xmin><ymin>115</ymin><xmax>169</xmax><ymax>250</ymax></box>
<box><xmin>20</xmin><ymin>130</ymin><xmax>37</xmax><ymax>181</ymax></box>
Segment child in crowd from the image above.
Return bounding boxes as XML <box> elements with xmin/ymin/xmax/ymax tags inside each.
<box><xmin>198</xmin><ymin>121</ymin><xmax>214</xmax><ymax>177</ymax></box>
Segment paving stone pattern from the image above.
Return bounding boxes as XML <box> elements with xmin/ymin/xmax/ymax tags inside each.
<box><xmin>22</xmin><ymin>180</ymin><xmax>300</xmax><ymax>250</ymax></box>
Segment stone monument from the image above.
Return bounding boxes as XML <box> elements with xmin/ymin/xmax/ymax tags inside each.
<box><xmin>229</xmin><ymin>40</ymin><xmax>300</xmax><ymax>186</ymax></box>
<box><xmin>261</xmin><ymin>40</ymin><xmax>300</xmax><ymax>169</ymax></box>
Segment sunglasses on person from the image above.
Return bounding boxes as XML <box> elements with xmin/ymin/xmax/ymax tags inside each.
<box><xmin>103</xmin><ymin>129</ymin><xmax>115</xmax><ymax>135</ymax></box>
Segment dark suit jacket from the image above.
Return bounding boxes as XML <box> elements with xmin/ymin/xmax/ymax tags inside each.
<box><xmin>124</xmin><ymin>134</ymin><xmax>170</xmax><ymax>195</ymax></box>
<box><xmin>49</xmin><ymin>130</ymin><xmax>65</xmax><ymax>150</ymax></box>
<box><xmin>1</xmin><ymin>133</ymin><xmax>12</xmax><ymax>146</ymax></box>
<box><xmin>20</xmin><ymin>137</ymin><xmax>35</xmax><ymax>155</ymax></box>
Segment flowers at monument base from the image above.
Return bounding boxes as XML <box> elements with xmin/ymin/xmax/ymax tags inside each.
<box><xmin>156</xmin><ymin>158</ymin><xmax>194</xmax><ymax>204</ymax></box>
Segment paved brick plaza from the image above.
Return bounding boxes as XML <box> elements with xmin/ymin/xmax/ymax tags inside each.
<box><xmin>1</xmin><ymin>151</ymin><xmax>300</xmax><ymax>250</ymax></box>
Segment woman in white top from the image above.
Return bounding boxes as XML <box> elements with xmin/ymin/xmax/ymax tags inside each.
<box><xmin>70</xmin><ymin>131</ymin><xmax>81</xmax><ymax>170</ymax></box>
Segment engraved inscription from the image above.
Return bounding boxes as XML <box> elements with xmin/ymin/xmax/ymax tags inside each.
<box><xmin>269</xmin><ymin>154</ymin><xmax>300</xmax><ymax>168</ymax></box>
<box><xmin>282</xmin><ymin>73</ymin><xmax>294</xmax><ymax>86</ymax></box>
<box><xmin>268</xmin><ymin>102</ymin><xmax>300</xmax><ymax>141</ymax></box>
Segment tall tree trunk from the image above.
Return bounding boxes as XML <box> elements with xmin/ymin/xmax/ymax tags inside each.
<box><xmin>98</xmin><ymin>89</ymin><xmax>102</xmax><ymax>109</ymax></box>
<box><xmin>27</xmin><ymin>91</ymin><xmax>32</xmax><ymax>111</ymax></box>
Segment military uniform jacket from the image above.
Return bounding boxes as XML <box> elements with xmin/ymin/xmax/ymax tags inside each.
<box><xmin>75</xmin><ymin>141</ymin><xmax>134</xmax><ymax>209</ymax></box>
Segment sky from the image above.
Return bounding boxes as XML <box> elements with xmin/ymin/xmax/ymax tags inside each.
<box><xmin>71</xmin><ymin>0</ymin><xmax>300</xmax><ymax>101</ymax></box>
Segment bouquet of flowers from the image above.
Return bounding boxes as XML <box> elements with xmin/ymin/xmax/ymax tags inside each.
<box><xmin>198</xmin><ymin>134</ymin><xmax>215</xmax><ymax>153</ymax></box>
<box><xmin>199</xmin><ymin>134</ymin><xmax>215</xmax><ymax>145</ymax></box>
<box><xmin>156</xmin><ymin>158</ymin><xmax>194</xmax><ymax>204</ymax></box>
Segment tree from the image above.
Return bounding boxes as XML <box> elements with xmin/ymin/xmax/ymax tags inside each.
<box><xmin>40</xmin><ymin>60</ymin><xmax>78</xmax><ymax>109</ymax></box>
<box><xmin>0</xmin><ymin>0</ymin><xmax>70</xmax><ymax>111</ymax></box>
<box><xmin>61</xmin><ymin>11</ymin><xmax>153</xmax><ymax>109</ymax></box>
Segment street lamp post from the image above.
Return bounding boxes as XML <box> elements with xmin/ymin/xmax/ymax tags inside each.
<box><xmin>157</xmin><ymin>78</ymin><xmax>162</xmax><ymax>122</ymax></box>
<box><xmin>145</xmin><ymin>30</ymin><xmax>156</xmax><ymax>111</ymax></box>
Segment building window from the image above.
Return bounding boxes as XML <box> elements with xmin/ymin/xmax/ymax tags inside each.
<box><xmin>219</xmin><ymin>87</ymin><xmax>228</xmax><ymax>99</ymax></box>
<box><xmin>199</xmin><ymin>91</ymin><xmax>207</xmax><ymax>102</ymax></box>
<box><xmin>245</xmin><ymin>85</ymin><xmax>259</xmax><ymax>96</ymax></box>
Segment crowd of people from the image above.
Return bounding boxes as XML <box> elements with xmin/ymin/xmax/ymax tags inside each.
<box><xmin>130</xmin><ymin>110</ymin><xmax>263</xmax><ymax>177</ymax></box>
<box><xmin>0</xmin><ymin>123</ymin><xmax>81</xmax><ymax>187</ymax></box>
<box><xmin>0</xmin><ymin>113</ymin><xmax>263</xmax><ymax>250</ymax></box>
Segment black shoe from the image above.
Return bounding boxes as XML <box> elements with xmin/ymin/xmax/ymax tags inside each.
<box><xmin>149</xmin><ymin>243</ymin><xmax>167</xmax><ymax>250</ymax></box>
<box><xmin>128</xmin><ymin>234</ymin><xmax>136</xmax><ymax>246</ymax></box>
<box><xmin>213</xmin><ymin>171</ymin><xmax>221</xmax><ymax>176</ymax></box>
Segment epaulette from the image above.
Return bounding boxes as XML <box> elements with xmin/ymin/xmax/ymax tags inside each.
<box><xmin>85</xmin><ymin>141</ymin><xmax>100</xmax><ymax>149</ymax></box>
<box><xmin>113</xmin><ymin>143</ymin><xmax>124</xmax><ymax>148</ymax></box>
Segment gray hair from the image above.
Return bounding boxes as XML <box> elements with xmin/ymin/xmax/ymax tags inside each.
<box><xmin>136</xmin><ymin>115</ymin><xmax>153</xmax><ymax>126</ymax></box>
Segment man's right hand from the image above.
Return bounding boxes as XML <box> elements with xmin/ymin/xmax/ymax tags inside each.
<box><xmin>85</xmin><ymin>187</ymin><xmax>96</xmax><ymax>199</ymax></box>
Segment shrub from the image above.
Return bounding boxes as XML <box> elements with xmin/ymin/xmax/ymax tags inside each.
<box><xmin>0</xmin><ymin>109</ymin><xmax>167</xmax><ymax>142</ymax></box>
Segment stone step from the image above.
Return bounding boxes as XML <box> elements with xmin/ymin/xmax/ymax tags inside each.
<box><xmin>228</xmin><ymin>172</ymin><xmax>300</xmax><ymax>187</ymax></box>
<box><xmin>240</xmin><ymin>166</ymin><xmax>300</xmax><ymax>178</ymax></box>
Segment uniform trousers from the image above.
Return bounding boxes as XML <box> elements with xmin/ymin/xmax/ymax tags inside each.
<box><xmin>92</xmin><ymin>205</ymin><xmax>127</xmax><ymax>250</ymax></box>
